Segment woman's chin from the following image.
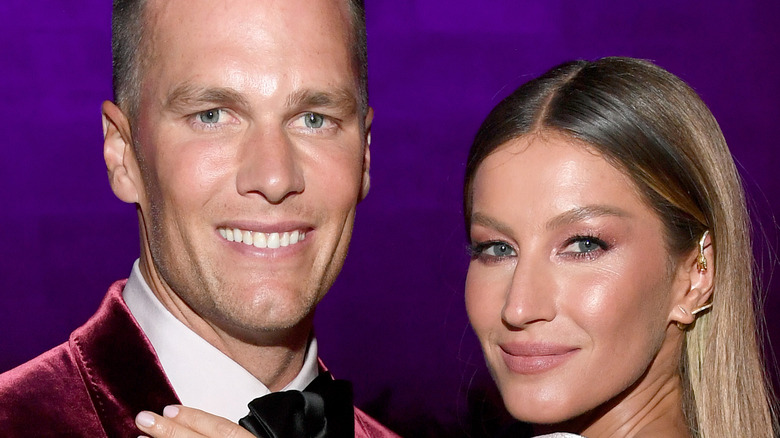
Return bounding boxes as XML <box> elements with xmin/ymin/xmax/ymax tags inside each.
<box><xmin>500</xmin><ymin>391</ymin><xmax>588</xmax><ymax>427</ymax></box>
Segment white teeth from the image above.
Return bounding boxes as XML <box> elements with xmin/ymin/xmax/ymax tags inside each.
<box><xmin>253</xmin><ymin>231</ymin><xmax>267</xmax><ymax>248</ymax></box>
<box><xmin>219</xmin><ymin>227</ymin><xmax>307</xmax><ymax>249</ymax></box>
<box><xmin>267</xmin><ymin>232</ymin><xmax>280</xmax><ymax>249</ymax></box>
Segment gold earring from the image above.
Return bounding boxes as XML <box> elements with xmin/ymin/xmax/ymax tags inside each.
<box><xmin>676</xmin><ymin>305</ymin><xmax>690</xmax><ymax>330</ymax></box>
<box><xmin>691</xmin><ymin>303</ymin><xmax>712</xmax><ymax>316</ymax></box>
<box><xmin>696</xmin><ymin>230</ymin><xmax>709</xmax><ymax>272</ymax></box>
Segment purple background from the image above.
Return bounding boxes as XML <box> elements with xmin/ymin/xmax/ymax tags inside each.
<box><xmin>1</xmin><ymin>1</ymin><xmax>778</xmax><ymax>436</ymax></box>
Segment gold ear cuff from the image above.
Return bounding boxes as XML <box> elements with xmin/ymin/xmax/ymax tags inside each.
<box><xmin>696</xmin><ymin>230</ymin><xmax>709</xmax><ymax>273</ymax></box>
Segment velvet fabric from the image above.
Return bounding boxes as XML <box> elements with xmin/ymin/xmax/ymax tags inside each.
<box><xmin>0</xmin><ymin>281</ymin><xmax>399</xmax><ymax>437</ymax></box>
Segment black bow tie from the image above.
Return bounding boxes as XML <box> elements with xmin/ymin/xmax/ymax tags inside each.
<box><xmin>239</xmin><ymin>372</ymin><xmax>355</xmax><ymax>438</ymax></box>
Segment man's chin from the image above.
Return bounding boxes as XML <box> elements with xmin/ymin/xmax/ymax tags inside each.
<box><xmin>209</xmin><ymin>302</ymin><xmax>317</xmax><ymax>346</ymax></box>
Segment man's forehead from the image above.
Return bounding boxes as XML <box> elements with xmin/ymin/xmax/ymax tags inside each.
<box><xmin>143</xmin><ymin>0</ymin><xmax>352</xmax><ymax>34</ymax></box>
<box><xmin>131</xmin><ymin>0</ymin><xmax>362</xmax><ymax>118</ymax></box>
<box><xmin>140</xmin><ymin>0</ymin><xmax>354</xmax><ymax>72</ymax></box>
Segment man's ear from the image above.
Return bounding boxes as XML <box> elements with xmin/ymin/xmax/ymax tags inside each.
<box><xmin>669</xmin><ymin>232</ymin><xmax>715</xmax><ymax>326</ymax></box>
<box><xmin>103</xmin><ymin>101</ymin><xmax>142</xmax><ymax>204</ymax></box>
<box><xmin>358</xmin><ymin>106</ymin><xmax>373</xmax><ymax>202</ymax></box>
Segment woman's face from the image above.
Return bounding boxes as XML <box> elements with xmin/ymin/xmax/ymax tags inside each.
<box><xmin>466</xmin><ymin>133</ymin><xmax>684</xmax><ymax>427</ymax></box>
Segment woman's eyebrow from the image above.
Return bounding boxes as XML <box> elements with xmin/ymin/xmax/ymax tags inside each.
<box><xmin>470</xmin><ymin>212</ymin><xmax>515</xmax><ymax>237</ymax></box>
<box><xmin>546</xmin><ymin>205</ymin><xmax>629</xmax><ymax>230</ymax></box>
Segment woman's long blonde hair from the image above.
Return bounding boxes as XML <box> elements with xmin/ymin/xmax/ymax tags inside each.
<box><xmin>464</xmin><ymin>57</ymin><xmax>776</xmax><ymax>437</ymax></box>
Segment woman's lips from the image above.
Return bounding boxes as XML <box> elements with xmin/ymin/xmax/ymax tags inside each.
<box><xmin>499</xmin><ymin>343</ymin><xmax>579</xmax><ymax>375</ymax></box>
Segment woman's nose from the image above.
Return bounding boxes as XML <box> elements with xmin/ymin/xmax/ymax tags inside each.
<box><xmin>501</xmin><ymin>257</ymin><xmax>557</xmax><ymax>329</ymax></box>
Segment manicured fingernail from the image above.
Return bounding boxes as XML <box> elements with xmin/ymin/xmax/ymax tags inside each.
<box><xmin>163</xmin><ymin>405</ymin><xmax>180</xmax><ymax>418</ymax></box>
<box><xmin>135</xmin><ymin>411</ymin><xmax>155</xmax><ymax>428</ymax></box>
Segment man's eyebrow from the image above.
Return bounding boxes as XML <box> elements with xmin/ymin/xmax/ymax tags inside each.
<box><xmin>546</xmin><ymin>205</ymin><xmax>629</xmax><ymax>230</ymax></box>
<box><xmin>164</xmin><ymin>83</ymin><xmax>250</xmax><ymax>111</ymax></box>
<box><xmin>286</xmin><ymin>88</ymin><xmax>357</xmax><ymax>115</ymax></box>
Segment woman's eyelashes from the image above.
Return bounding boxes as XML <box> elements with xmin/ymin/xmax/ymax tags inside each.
<box><xmin>469</xmin><ymin>234</ymin><xmax>611</xmax><ymax>263</ymax></box>
<box><xmin>559</xmin><ymin>234</ymin><xmax>610</xmax><ymax>260</ymax></box>
<box><xmin>469</xmin><ymin>240</ymin><xmax>517</xmax><ymax>262</ymax></box>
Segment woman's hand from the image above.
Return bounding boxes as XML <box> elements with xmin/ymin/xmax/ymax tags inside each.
<box><xmin>135</xmin><ymin>405</ymin><xmax>255</xmax><ymax>438</ymax></box>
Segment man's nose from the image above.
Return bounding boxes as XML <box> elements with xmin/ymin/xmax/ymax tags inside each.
<box><xmin>501</xmin><ymin>257</ymin><xmax>557</xmax><ymax>329</ymax></box>
<box><xmin>236</xmin><ymin>126</ymin><xmax>305</xmax><ymax>203</ymax></box>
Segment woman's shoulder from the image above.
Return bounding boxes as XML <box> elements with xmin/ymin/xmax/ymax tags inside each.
<box><xmin>533</xmin><ymin>434</ymin><xmax>586</xmax><ymax>438</ymax></box>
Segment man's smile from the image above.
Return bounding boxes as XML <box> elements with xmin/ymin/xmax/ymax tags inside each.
<box><xmin>218</xmin><ymin>227</ymin><xmax>307</xmax><ymax>249</ymax></box>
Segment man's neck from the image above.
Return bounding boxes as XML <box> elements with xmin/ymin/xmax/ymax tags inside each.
<box><xmin>138</xmin><ymin>258</ymin><xmax>312</xmax><ymax>390</ymax></box>
<box><xmin>189</xmin><ymin>319</ymin><xmax>311</xmax><ymax>391</ymax></box>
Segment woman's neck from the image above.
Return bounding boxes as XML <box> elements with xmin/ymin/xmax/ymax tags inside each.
<box><xmin>534</xmin><ymin>330</ymin><xmax>690</xmax><ymax>438</ymax></box>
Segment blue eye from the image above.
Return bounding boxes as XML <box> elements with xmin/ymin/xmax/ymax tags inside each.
<box><xmin>303</xmin><ymin>112</ymin><xmax>325</xmax><ymax>128</ymax></box>
<box><xmin>198</xmin><ymin>109</ymin><xmax>221</xmax><ymax>124</ymax></box>
<box><xmin>469</xmin><ymin>241</ymin><xmax>517</xmax><ymax>260</ymax></box>
<box><xmin>574</xmin><ymin>239</ymin><xmax>599</xmax><ymax>253</ymax></box>
<box><xmin>487</xmin><ymin>242</ymin><xmax>515</xmax><ymax>257</ymax></box>
<box><xmin>562</xmin><ymin>235</ymin><xmax>609</xmax><ymax>257</ymax></box>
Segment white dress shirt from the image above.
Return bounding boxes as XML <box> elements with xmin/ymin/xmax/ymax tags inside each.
<box><xmin>123</xmin><ymin>260</ymin><xmax>320</xmax><ymax>422</ymax></box>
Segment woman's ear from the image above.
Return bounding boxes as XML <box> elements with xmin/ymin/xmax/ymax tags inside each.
<box><xmin>669</xmin><ymin>231</ymin><xmax>715</xmax><ymax>326</ymax></box>
<box><xmin>103</xmin><ymin>101</ymin><xmax>143</xmax><ymax>204</ymax></box>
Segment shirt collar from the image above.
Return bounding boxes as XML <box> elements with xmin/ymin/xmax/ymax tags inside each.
<box><xmin>123</xmin><ymin>259</ymin><xmax>319</xmax><ymax>422</ymax></box>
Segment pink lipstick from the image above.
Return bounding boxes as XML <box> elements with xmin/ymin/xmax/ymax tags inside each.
<box><xmin>499</xmin><ymin>343</ymin><xmax>578</xmax><ymax>375</ymax></box>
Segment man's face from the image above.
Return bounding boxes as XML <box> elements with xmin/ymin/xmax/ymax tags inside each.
<box><xmin>112</xmin><ymin>0</ymin><xmax>370</xmax><ymax>340</ymax></box>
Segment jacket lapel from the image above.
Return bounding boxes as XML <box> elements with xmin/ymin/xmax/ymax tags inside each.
<box><xmin>71</xmin><ymin>280</ymin><xmax>180</xmax><ymax>436</ymax></box>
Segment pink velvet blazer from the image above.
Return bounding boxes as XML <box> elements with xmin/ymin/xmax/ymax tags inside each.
<box><xmin>0</xmin><ymin>280</ymin><xmax>399</xmax><ymax>437</ymax></box>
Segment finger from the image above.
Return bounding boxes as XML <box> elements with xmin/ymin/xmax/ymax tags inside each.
<box><xmin>147</xmin><ymin>405</ymin><xmax>253</xmax><ymax>438</ymax></box>
<box><xmin>136</xmin><ymin>409</ymin><xmax>208</xmax><ymax>438</ymax></box>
